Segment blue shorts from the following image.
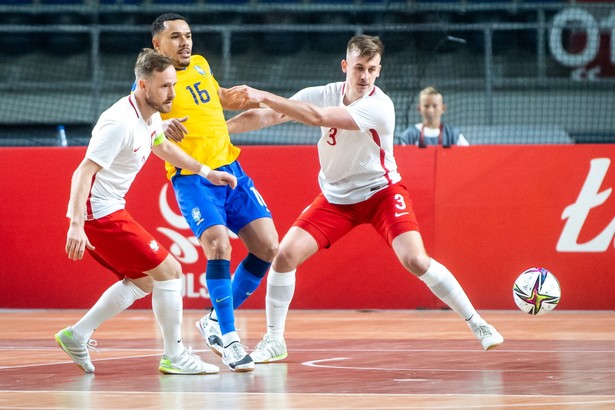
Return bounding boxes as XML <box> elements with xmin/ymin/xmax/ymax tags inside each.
<box><xmin>171</xmin><ymin>161</ymin><xmax>272</xmax><ymax>239</ymax></box>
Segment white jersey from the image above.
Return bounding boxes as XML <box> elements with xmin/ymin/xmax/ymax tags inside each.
<box><xmin>84</xmin><ymin>95</ymin><xmax>164</xmax><ymax>219</ymax></box>
<box><xmin>292</xmin><ymin>82</ymin><xmax>400</xmax><ymax>204</ymax></box>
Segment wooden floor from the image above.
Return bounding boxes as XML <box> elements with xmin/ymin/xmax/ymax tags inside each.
<box><xmin>0</xmin><ymin>309</ymin><xmax>614</xmax><ymax>410</ymax></box>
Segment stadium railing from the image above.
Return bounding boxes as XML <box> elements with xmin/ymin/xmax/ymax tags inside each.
<box><xmin>0</xmin><ymin>1</ymin><xmax>613</xmax><ymax>145</ymax></box>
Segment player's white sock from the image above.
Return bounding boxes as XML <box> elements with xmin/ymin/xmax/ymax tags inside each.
<box><xmin>420</xmin><ymin>259</ymin><xmax>477</xmax><ymax>321</ymax></box>
<box><xmin>152</xmin><ymin>278</ymin><xmax>185</xmax><ymax>358</ymax></box>
<box><xmin>72</xmin><ymin>278</ymin><xmax>147</xmax><ymax>342</ymax></box>
<box><xmin>265</xmin><ymin>269</ymin><xmax>296</xmax><ymax>341</ymax></box>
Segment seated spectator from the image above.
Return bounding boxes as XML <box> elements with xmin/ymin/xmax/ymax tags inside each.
<box><xmin>397</xmin><ymin>86</ymin><xmax>469</xmax><ymax>147</ymax></box>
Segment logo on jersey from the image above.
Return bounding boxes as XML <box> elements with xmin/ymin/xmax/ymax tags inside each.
<box><xmin>191</xmin><ymin>207</ymin><xmax>204</xmax><ymax>225</ymax></box>
<box><xmin>194</xmin><ymin>65</ymin><xmax>206</xmax><ymax>76</ymax></box>
<box><xmin>149</xmin><ymin>240</ymin><xmax>160</xmax><ymax>252</ymax></box>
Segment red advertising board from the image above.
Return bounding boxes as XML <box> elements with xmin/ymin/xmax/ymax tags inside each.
<box><xmin>0</xmin><ymin>145</ymin><xmax>613</xmax><ymax>310</ymax></box>
<box><xmin>434</xmin><ymin>145</ymin><xmax>615</xmax><ymax>310</ymax></box>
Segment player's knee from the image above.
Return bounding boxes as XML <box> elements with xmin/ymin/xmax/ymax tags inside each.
<box><xmin>127</xmin><ymin>276</ymin><xmax>154</xmax><ymax>295</ymax></box>
<box><xmin>400</xmin><ymin>254</ymin><xmax>431</xmax><ymax>276</ymax></box>
<box><xmin>272</xmin><ymin>246</ymin><xmax>298</xmax><ymax>272</ymax></box>
<box><xmin>156</xmin><ymin>255</ymin><xmax>183</xmax><ymax>280</ymax></box>
<box><xmin>258</xmin><ymin>240</ymin><xmax>279</xmax><ymax>263</ymax></box>
<box><xmin>203</xmin><ymin>239</ymin><xmax>233</xmax><ymax>259</ymax></box>
<box><xmin>168</xmin><ymin>258</ymin><xmax>183</xmax><ymax>279</ymax></box>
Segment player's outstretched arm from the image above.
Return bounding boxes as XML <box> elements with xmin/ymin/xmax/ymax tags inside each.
<box><xmin>226</xmin><ymin>106</ymin><xmax>289</xmax><ymax>134</ymax></box>
<box><xmin>152</xmin><ymin>139</ymin><xmax>237</xmax><ymax>189</ymax></box>
<box><xmin>227</xmin><ymin>85</ymin><xmax>359</xmax><ymax>130</ymax></box>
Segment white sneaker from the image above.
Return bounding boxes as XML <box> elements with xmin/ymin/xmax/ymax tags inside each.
<box><xmin>195</xmin><ymin>309</ymin><xmax>223</xmax><ymax>357</ymax></box>
<box><xmin>468</xmin><ymin>320</ymin><xmax>504</xmax><ymax>351</ymax></box>
<box><xmin>55</xmin><ymin>327</ymin><xmax>96</xmax><ymax>373</ymax></box>
<box><xmin>159</xmin><ymin>347</ymin><xmax>219</xmax><ymax>375</ymax></box>
<box><xmin>222</xmin><ymin>341</ymin><xmax>254</xmax><ymax>372</ymax></box>
<box><xmin>251</xmin><ymin>334</ymin><xmax>288</xmax><ymax>364</ymax></box>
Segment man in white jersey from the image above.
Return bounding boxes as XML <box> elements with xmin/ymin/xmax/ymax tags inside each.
<box><xmin>225</xmin><ymin>35</ymin><xmax>503</xmax><ymax>363</ymax></box>
<box><xmin>397</xmin><ymin>86</ymin><xmax>469</xmax><ymax>147</ymax></box>
<box><xmin>56</xmin><ymin>48</ymin><xmax>237</xmax><ymax>375</ymax></box>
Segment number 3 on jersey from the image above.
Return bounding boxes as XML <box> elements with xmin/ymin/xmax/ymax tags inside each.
<box><xmin>186</xmin><ymin>82</ymin><xmax>210</xmax><ymax>104</ymax></box>
<box><xmin>327</xmin><ymin>128</ymin><xmax>338</xmax><ymax>146</ymax></box>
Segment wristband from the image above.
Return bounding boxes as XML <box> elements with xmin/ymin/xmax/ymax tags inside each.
<box><xmin>198</xmin><ymin>165</ymin><xmax>211</xmax><ymax>178</ymax></box>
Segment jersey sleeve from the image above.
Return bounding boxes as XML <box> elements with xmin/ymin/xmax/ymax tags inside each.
<box><xmin>346</xmin><ymin>96</ymin><xmax>395</xmax><ymax>135</ymax></box>
<box><xmin>290</xmin><ymin>85</ymin><xmax>327</xmax><ymax>106</ymax></box>
<box><xmin>87</xmin><ymin>118</ymin><xmax>129</xmax><ymax>169</ymax></box>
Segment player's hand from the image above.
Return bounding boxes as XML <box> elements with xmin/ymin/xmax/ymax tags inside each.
<box><xmin>65</xmin><ymin>224</ymin><xmax>95</xmax><ymax>261</ymax></box>
<box><xmin>163</xmin><ymin>117</ymin><xmax>189</xmax><ymax>142</ymax></box>
<box><xmin>206</xmin><ymin>170</ymin><xmax>237</xmax><ymax>189</ymax></box>
<box><xmin>226</xmin><ymin>85</ymin><xmax>265</xmax><ymax>110</ymax></box>
<box><xmin>224</xmin><ymin>86</ymin><xmax>249</xmax><ymax>109</ymax></box>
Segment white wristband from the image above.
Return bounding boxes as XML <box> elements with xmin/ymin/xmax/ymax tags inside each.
<box><xmin>198</xmin><ymin>165</ymin><xmax>211</xmax><ymax>178</ymax></box>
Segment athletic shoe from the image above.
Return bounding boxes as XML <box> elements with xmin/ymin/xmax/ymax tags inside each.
<box><xmin>159</xmin><ymin>347</ymin><xmax>220</xmax><ymax>375</ymax></box>
<box><xmin>55</xmin><ymin>327</ymin><xmax>96</xmax><ymax>373</ymax></box>
<box><xmin>251</xmin><ymin>334</ymin><xmax>288</xmax><ymax>364</ymax></box>
<box><xmin>195</xmin><ymin>309</ymin><xmax>223</xmax><ymax>357</ymax></box>
<box><xmin>468</xmin><ymin>320</ymin><xmax>504</xmax><ymax>351</ymax></box>
<box><xmin>222</xmin><ymin>341</ymin><xmax>254</xmax><ymax>372</ymax></box>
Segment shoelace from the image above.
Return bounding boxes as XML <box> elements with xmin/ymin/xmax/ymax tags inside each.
<box><xmin>179</xmin><ymin>346</ymin><xmax>204</xmax><ymax>367</ymax></box>
<box><xmin>226</xmin><ymin>341</ymin><xmax>249</xmax><ymax>359</ymax></box>
<box><xmin>256</xmin><ymin>335</ymin><xmax>283</xmax><ymax>349</ymax></box>
<box><xmin>255</xmin><ymin>336</ymin><xmax>272</xmax><ymax>351</ymax></box>
<box><xmin>474</xmin><ymin>324</ymin><xmax>493</xmax><ymax>337</ymax></box>
<box><xmin>182</xmin><ymin>346</ymin><xmax>204</xmax><ymax>361</ymax></box>
<box><xmin>85</xmin><ymin>339</ymin><xmax>98</xmax><ymax>353</ymax></box>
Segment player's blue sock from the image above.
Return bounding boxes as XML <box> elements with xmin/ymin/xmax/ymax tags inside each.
<box><xmin>206</xmin><ymin>259</ymin><xmax>235</xmax><ymax>335</ymax></box>
<box><xmin>232</xmin><ymin>253</ymin><xmax>271</xmax><ymax>309</ymax></box>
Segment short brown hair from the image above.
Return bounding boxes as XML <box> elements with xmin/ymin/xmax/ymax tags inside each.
<box><xmin>134</xmin><ymin>48</ymin><xmax>174</xmax><ymax>80</ymax></box>
<box><xmin>346</xmin><ymin>35</ymin><xmax>384</xmax><ymax>61</ymax></box>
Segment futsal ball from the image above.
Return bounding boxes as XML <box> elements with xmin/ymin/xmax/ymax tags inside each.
<box><xmin>512</xmin><ymin>268</ymin><xmax>561</xmax><ymax>315</ymax></box>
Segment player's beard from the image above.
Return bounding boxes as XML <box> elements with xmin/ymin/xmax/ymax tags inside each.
<box><xmin>176</xmin><ymin>50</ymin><xmax>191</xmax><ymax>68</ymax></box>
<box><xmin>146</xmin><ymin>93</ymin><xmax>171</xmax><ymax>114</ymax></box>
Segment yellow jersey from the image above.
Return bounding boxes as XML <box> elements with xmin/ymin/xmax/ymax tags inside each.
<box><xmin>161</xmin><ymin>55</ymin><xmax>240</xmax><ymax>179</ymax></box>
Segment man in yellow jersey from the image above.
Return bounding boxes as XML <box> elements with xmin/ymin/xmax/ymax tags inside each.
<box><xmin>151</xmin><ymin>13</ymin><xmax>279</xmax><ymax>372</ymax></box>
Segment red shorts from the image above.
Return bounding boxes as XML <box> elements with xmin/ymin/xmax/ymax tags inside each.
<box><xmin>84</xmin><ymin>209</ymin><xmax>169</xmax><ymax>280</ymax></box>
<box><xmin>294</xmin><ymin>183</ymin><xmax>420</xmax><ymax>249</ymax></box>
